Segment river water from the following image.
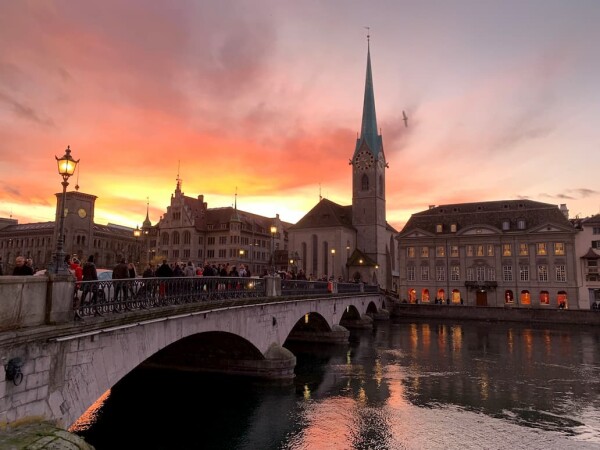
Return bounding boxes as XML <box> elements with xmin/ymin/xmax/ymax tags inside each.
<box><xmin>73</xmin><ymin>319</ymin><xmax>600</xmax><ymax>449</ymax></box>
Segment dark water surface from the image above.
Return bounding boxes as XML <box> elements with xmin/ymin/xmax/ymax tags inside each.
<box><xmin>73</xmin><ymin>319</ymin><xmax>600</xmax><ymax>449</ymax></box>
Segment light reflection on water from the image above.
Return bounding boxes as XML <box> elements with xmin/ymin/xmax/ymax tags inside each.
<box><xmin>74</xmin><ymin>319</ymin><xmax>600</xmax><ymax>449</ymax></box>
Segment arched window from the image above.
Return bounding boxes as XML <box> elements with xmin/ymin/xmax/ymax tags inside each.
<box><xmin>520</xmin><ymin>290</ymin><xmax>531</xmax><ymax>305</ymax></box>
<box><xmin>361</xmin><ymin>173</ymin><xmax>369</xmax><ymax>191</ymax></box>
<box><xmin>557</xmin><ymin>291</ymin><xmax>568</xmax><ymax>309</ymax></box>
<box><xmin>172</xmin><ymin>231</ymin><xmax>180</xmax><ymax>245</ymax></box>
<box><xmin>540</xmin><ymin>290</ymin><xmax>550</xmax><ymax>305</ymax></box>
<box><xmin>452</xmin><ymin>289</ymin><xmax>461</xmax><ymax>304</ymax></box>
<box><xmin>437</xmin><ymin>289</ymin><xmax>445</xmax><ymax>301</ymax></box>
<box><xmin>161</xmin><ymin>232</ymin><xmax>169</xmax><ymax>245</ymax></box>
<box><xmin>421</xmin><ymin>288</ymin><xmax>430</xmax><ymax>303</ymax></box>
<box><xmin>183</xmin><ymin>230</ymin><xmax>191</xmax><ymax>245</ymax></box>
<box><xmin>322</xmin><ymin>241</ymin><xmax>329</xmax><ymax>277</ymax></box>
<box><xmin>505</xmin><ymin>290</ymin><xmax>514</xmax><ymax>304</ymax></box>
<box><xmin>301</xmin><ymin>242</ymin><xmax>307</xmax><ymax>272</ymax></box>
<box><xmin>311</xmin><ymin>235</ymin><xmax>318</xmax><ymax>276</ymax></box>
<box><xmin>408</xmin><ymin>288</ymin><xmax>416</xmax><ymax>303</ymax></box>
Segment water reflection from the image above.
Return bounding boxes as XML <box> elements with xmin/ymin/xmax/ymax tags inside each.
<box><xmin>75</xmin><ymin>319</ymin><xmax>600</xmax><ymax>449</ymax></box>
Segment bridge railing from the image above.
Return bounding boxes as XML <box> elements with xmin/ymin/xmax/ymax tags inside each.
<box><xmin>281</xmin><ymin>280</ymin><xmax>329</xmax><ymax>295</ymax></box>
<box><xmin>74</xmin><ymin>276</ymin><xmax>266</xmax><ymax>318</ymax></box>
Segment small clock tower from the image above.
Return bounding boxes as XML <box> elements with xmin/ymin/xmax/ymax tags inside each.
<box><xmin>351</xmin><ymin>37</ymin><xmax>387</xmax><ymax>265</ymax></box>
<box><xmin>55</xmin><ymin>190</ymin><xmax>97</xmax><ymax>261</ymax></box>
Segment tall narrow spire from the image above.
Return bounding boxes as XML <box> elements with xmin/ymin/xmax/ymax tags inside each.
<box><xmin>175</xmin><ymin>160</ymin><xmax>182</xmax><ymax>193</ymax></box>
<box><xmin>143</xmin><ymin>197</ymin><xmax>152</xmax><ymax>227</ymax></box>
<box><xmin>356</xmin><ymin>32</ymin><xmax>382</xmax><ymax>158</ymax></box>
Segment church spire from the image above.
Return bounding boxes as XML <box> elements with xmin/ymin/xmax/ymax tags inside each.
<box><xmin>356</xmin><ymin>31</ymin><xmax>382</xmax><ymax>159</ymax></box>
<box><xmin>143</xmin><ymin>197</ymin><xmax>152</xmax><ymax>228</ymax></box>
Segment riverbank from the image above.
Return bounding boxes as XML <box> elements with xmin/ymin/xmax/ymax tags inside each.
<box><xmin>0</xmin><ymin>420</ymin><xmax>94</xmax><ymax>449</ymax></box>
<box><xmin>390</xmin><ymin>302</ymin><xmax>600</xmax><ymax>325</ymax></box>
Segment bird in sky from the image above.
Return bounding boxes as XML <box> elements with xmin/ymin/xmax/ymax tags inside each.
<box><xmin>402</xmin><ymin>110</ymin><xmax>408</xmax><ymax>127</ymax></box>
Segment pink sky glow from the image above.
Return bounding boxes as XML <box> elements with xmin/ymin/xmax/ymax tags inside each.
<box><xmin>1</xmin><ymin>0</ymin><xmax>599</xmax><ymax>231</ymax></box>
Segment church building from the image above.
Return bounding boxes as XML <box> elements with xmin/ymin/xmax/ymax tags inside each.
<box><xmin>288</xmin><ymin>40</ymin><xmax>398</xmax><ymax>290</ymax></box>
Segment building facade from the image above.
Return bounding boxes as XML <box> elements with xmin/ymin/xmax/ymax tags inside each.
<box><xmin>0</xmin><ymin>190</ymin><xmax>141</xmax><ymax>273</ymax></box>
<box><xmin>146</xmin><ymin>178</ymin><xmax>289</xmax><ymax>276</ymax></box>
<box><xmin>288</xmin><ymin>40</ymin><xmax>398</xmax><ymax>289</ymax></box>
<box><xmin>397</xmin><ymin>200</ymin><xmax>580</xmax><ymax>308</ymax></box>
<box><xmin>573</xmin><ymin>214</ymin><xmax>600</xmax><ymax>308</ymax></box>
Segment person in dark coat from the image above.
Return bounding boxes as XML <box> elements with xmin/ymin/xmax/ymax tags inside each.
<box><xmin>12</xmin><ymin>256</ymin><xmax>33</xmax><ymax>275</ymax></box>
<box><xmin>155</xmin><ymin>260</ymin><xmax>173</xmax><ymax>277</ymax></box>
<box><xmin>81</xmin><ymin>255</ymin><xmax>98</xmax><ymax>304</ymax></box>
<box><xmin>113</xmin><ymin>258</ymin><xmax>129</xmax><ymax>300</ymax></box>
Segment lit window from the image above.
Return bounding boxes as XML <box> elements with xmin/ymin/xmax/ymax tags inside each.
<box><xmin>519</xmin><ymin>243</ymin><xmax>529</xmax><ymax>256</ymax></box>
<box><xmin>502</xmin><ymin>244</ymin><xmax>512</xmax><ymax>256</ymax></box>
<box><xmin>520</xmin><ymin>290</ymin><xmax>531</xmax><ymax>305</ymax></box>
<box><xmin>540</xmin><ymin>290</ymin><xmax>550</xmax><ymax>304</ymax></box>
<box><xmin>421</xmin><ymin>289</ymin><xmax>430</xmax><ymax>302</ymax></box>
<box><xmin>554</xmin><ymin>242</ymin><xmax>565</xmax><ymax>255</ymax></box>
<box><xmin>503</xmin><ymin>265</ymin><xmax>513</xmax><ymax>282</ymax></box>
<box><xmin>487</xmin><ymin>244</ymin><xmax>494</xmax><ymax>256</ymax></box>
<box><xmin>450</xmin><ymin>223</ymin><xmax>457</xmax><ymax>233</ymax></box>
<box><xmin>436</xmin><ymin>246</ymin><xmax>445</xmax><ymax>257</ymax></box>
<box><xmin>407</xmin><ymin>247</ymin><xmax>415</xmax><ymax>258</ymax></box>
<box><xmin>450</xmin><ymin>245</ymin><xmax>459</xmax><ymax>257</ymax></box>
<box><xmin>504</xmin><ymin>290</ymin><xmax>514</xmax><ymax>304</ymax></box>
<box><xmin>476</xmin><ymin>245</ymin><xmax>484</xmax><ymax>256</ymax></box>
<box><xmin>536</xmin><ymin>243</ymin><xmax>547</xmax><ymax>256</ymax></box>
<box><xmin>520</xmin><ymin>265</ymin><xmax>529</xmax><ymax>281</ymax></box>
<box><xmin>421</xmin><ymin>247</ymin><xmax>429</xmax><ymax>258</ymax></box>
<box><xmin>436</xmin><ymin>224</ymin><xmax>443</xmax><ymax>233</ymax></box>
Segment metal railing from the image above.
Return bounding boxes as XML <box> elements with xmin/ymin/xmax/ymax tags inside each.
<box><xmin>74</xmin><ymin>276</ymin><xmax>266</xmax><ymax>318</ymax></box>
<box><xmin>281</xmin><ymin>280</ymin><xmax>330</xmax><ymax>295</ymax></box>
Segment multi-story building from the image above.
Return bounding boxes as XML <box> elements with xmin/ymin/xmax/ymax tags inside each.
<box><xmin>148</xmin><ymin>178</ymin><xmax>289</xmax><ymax>276</ymax></box>
<box><xmin>573</xmin><ymin>214</ymin><xmax>600</xmax><ymax>308</ymax></box>
<box><xmin>0</xmin><ymin>190</ymin><xmax>140</xmax><ymax>273</ymax></box>
<box><xmin>288</xmin><ymin>39</ymin><xmax>398</xmax><ymax>289</ymax></box>
<box><xmin>397</xmin><ymin>200</ymin><xmax>580</xmax><ymax>308</ymax></box>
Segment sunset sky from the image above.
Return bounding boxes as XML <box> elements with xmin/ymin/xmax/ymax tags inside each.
<box><xmin>1</xmin><ymin>0</ymin><xmax>599</xmax><ymax>231</ymax></box>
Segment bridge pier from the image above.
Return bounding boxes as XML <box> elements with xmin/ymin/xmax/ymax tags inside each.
<box><xmin>369</xmin><ymin>308</ymin><xmax>390</xmax><ymax>321</ymax></box>
<box><xmin>340</xmin><ymin>313</ymin><xmax>374</xmax><ymax>329</ymax></box>
<box><xmin>287</xmin><ymin>324</ymin><xmax>350</xmax><ymax>344</ymax></box>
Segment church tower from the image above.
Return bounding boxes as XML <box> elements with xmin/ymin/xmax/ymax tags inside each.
<box><xmin>351</xmin><ymin>36</ymin><xmax>387</xmax><ymax>267</ymax></box>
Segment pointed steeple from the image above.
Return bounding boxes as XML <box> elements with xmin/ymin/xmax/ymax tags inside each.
<box><xmin>143</xmin><ymin>197</ymin><xmax>152</xmax><ymax>228</ymax></box>
<box><xmin>355</xmin><ymin>34</ymin><xmax>382</xmax><ymax>159</ymax></box>
<box><xmin>230</xmin><ymin>187</ymin><xmax>241</xmax><ymax>223</ymax></box>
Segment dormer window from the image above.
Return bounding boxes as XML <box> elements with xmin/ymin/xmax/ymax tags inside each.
<box><xmin>450</xmin><ymin>223</ymin><xmax>457</xmax><ymax>233</ymax></box>
<box><xmin>502</xmin><ymin>220</ymin><xmax>510</xmax><ymax>231</ymax></box>
<box><xmin>436</xmin><ymin>224</ymin><xmax>443</xmax><ymax>233</ymax></box>
<box><xmin>517</xmin><ymin>219</ymin><xmax>526</xmax><ymax>230</ymax></box>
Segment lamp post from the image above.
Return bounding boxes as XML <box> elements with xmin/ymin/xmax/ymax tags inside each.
<box><xmin>331</xmin><ymin>248</ymin><xmax>336</xmax><ymax>280</ymax></box>
<box><xmin>270</xmin><ymin>225</ymin><xmax>277</xmax><ymax>275</ymax></box>
<box><xmin>133</xmin><ymin>225</ymin><xmax>141</xmax><ymax>266</ymax></box>
<box><xmin>52</xmin><ymin>146</ymin><xmax>79</xmax><ymax>274</ymax></box>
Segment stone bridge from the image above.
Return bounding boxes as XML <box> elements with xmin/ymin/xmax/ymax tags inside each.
<box><xmin>0</xmin><ymin>275</ymin><xmax>390</xmax><ymax>429</ymax></box>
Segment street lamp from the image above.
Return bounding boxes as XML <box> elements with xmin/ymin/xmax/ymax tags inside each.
<box><xmin>133</xmin><ymin>225</ymin><xmax>141</xmax><ymax>265</ymax></box>
<box><xmin>52</xmin><ymin>146</ymin><xmax>79</xmax><ymax>274</ymax></box>
<box><xmin>331</xmin><ymin>248</ymin><xmax>336</xmax><ymax>279</ymax></box>
<box><xmin>270</xmin><ymin>225</ymin><xmax>277</xmax><ymax>275</ymax></box>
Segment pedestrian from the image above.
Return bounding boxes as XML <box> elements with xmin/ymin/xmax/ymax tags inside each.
<box><xmin>112</xmin><ymin>258</ymin><xmax>129</xmax><ymax>300</ymax></box>
<box><xmin>12</xmin><ymin>256</ymin><xmax>34</xmax><ymax>276</ymax></box>
<box><xmin>184</xmin><ymin>261</ymin><xmax>196</xmax><ymax>277</ymax></box>
<box><xmin>81</xmin><ymin>255</ymin><xmax>98</xmax><ymax>304</ymax></box>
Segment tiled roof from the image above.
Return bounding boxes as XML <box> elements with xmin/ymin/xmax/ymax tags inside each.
<box><xmin>400</xmin><ymin>199</ymin><xmax>574</xmax><ymax>235</ymax></box>
<box><xmin>582</xmin><ymin>248</ymin><xmax>600</xmax><ymax>259</ymax></box>
<box><xmin>0</xmin><ymin>222</ymin><xmax>55</xmax><ymax>232</ymax></box>
<box><xmin>582</xmin><ymin>214</ymin><xmax>600</xmax><ymax>225</ymax></box>
<box><xmin>289</xmin><ymin>199</ymin><xmax>355</xmax><ymax>230</ymax></box>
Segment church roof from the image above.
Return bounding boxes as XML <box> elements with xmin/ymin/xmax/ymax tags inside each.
<box><xmin>400</xmin><ymin>199</ymin><xmax>574</xmax><ymax>235</ymax></box>
<box><xmin>354</xmin><ymin>41</ymin><xmax>383</xmax><ymax>160</ymax></box>
<box><xmin>289</xmin><ymin>198</ymin><xmax>354</xmax><ymax>230</ymax></box>
<box><xmin>347</xmin><ymin>248</ymin><xmax>378</xmax><ymax>267</ymax></box>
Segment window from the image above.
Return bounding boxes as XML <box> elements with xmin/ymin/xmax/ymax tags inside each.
<box><xmin>502</xmin><ymin>244</ymin><xmax>512</xmax><ymax>256</ymax></box>
<box><xmin>361</xmin><ymin>174</ymin><xmax>369</xmax><ymax>191</ymax></box>
<box><xmin>436</xmin><ymin>224</ymin><xmax>443</xmax><ymax>233</ymax></box>
<box><xmin>502</xmin><ymin>220</ymin><xmax>510</xmax><ymax>231</ymax></box>
<box><xmin>436</xmin><ymin>246</ymin><xmax>445</xmax><ymax>257</ymax></box>
<box><xmin>592</xmin><ymin>241</ymin><xmax>600</xmax><ymax>249</ymax></box>
<box><xmin>503</xmin><ymin>265</ymin><xmax>513</xmax><ymax>282</ymax></box>
<box><xmin>421</xmin><ymin>288</ymin><xmax>430</xmax><ymax>302</ymax></box>
<box><xmin>476</xmin><ymin>266</ymin><xmax>485</xmax><ymax>281</ymax></box>
<box><xmin>520</xmin><ymin>265</ymin><xmax>529</xmax><ymax>281</ymax></box>
<box><xmin>517</xmin><ymin>219</ymin><xmax>526</xmax><ymax>229</ymax></box>
<box><xmin>420</xmin><ymin>247</ymin><xmax>429</xmax><ymax>258</ymax></box>
<box><xmin>421</xmin><ymin>266</ymin><xmax>429</xmax><ymax>281</ymax></box>
<box><xmin>197</xmin><ymin>249</ymin><xmax>203</xmax><ymax>258</ymax></box>
<box><xmin>466</xmin><ymin>245</ymin><xmax>474</xmax><ymax>257</ymax></box>
<box><xmin>218</xmin><ymin>249</ymin><xmax>226</xmax><ymax>258</ymax></box>
<box><xmin>172</xmin><ymin>231</ymin><xmax>180</xmax><ymax>245</ymax></box>
<box><xmin>183</xmin><ymin>231</ymin><xmax>191</xmax><ymax>245</ymax></box>
<box><xmin>505</xmin><ymin>290</ymin><xmax>514</xmax><ymax>304</ymax></box>
<box><xmin>593</xmin><ymin>227</ymin><xmax>600</xmax><ymax>235</ymax></box>
<box><xmin>554</xmin><ymin>242</ymin><xmax>565</xmax><ymax>255</ymax></box>
<box><xmin>450</xmin><ymin>245</ymin><xmax>459</xmax><ymax>257</ymax></box>
<box><xmin>487</xmin><ymin>268</ymin><xmax>496</xmax><ymax>281</ymax></box>
<box><xmin>161</xmin><ymin>232</ymin><xmax>169</xmax><ymax>245</ymax></box>
<box><xmin>219</xmin><ymin>236</ymin><xmax>227</xmax><ymax>245</ymax></box>
<box><xmin>540</xmin><ymin>290</ymin><xmax>550</xmax><ymax>305</ymax></box>
<box><xmin>407</xmin><ymin>266</ymin><xmax>415</xmax><ymax>281</ymax></box>
<box><xmin>467</xmin><ymin>268</ymin><xmax>474</xmax><ymax>281</ymax></box>
<box><xmin>436</xmin><ymin>266</ymin><xmax>446</xmax><ymax>281</ymax></box>
<box><xmin>183</xmin><ymin>249</ymin><xmax>190</xmax><ymax>258</ymax></box>
<box><xmin>519</xmin><ymin>243</ymin><xmax>529</xmax><ymax>256</ymax></box>
<box><xmin>555</xmin><ymin>265</ymin><xmax>566</xmax><ymax>282</ymax></box>
<box><xmin>198</xmin><ymin>236</ymin><xmax>204</xmax><ymax>245</ymax></box>
<box><xmin>207</xmin><ymin>250</ymin><xmax>214</xmax><ymax>258</ymax></box>
<box><xmin>407</xmin><ymin>247</ymin><xmax>415</xmax><ymax>258</ymax></box>
<box><xmin>476</xmin><ymin>245</ymin><xmax>484</xmax><ymax>256</ymax></box>
<box><xmin>172</xmin><ymin>249</ymin><xmax>179</xmax><ymax>259</ymax></box>
<box><xmin>451</xmin><ymin>265</ymin><xmax>460</xmax><ymax>281</ymax></box>
<box><xmin>538</xmin><ymin>265</ymin><xmax>548</xmax><ymax>282</ymax></box>
<box><xmin>450</xmin><ymin>223</ymin><xmax>457</xmax><ymax>233</ymax></box>
<box><xmin>536</xmin><ymin>243</ymin><xmax>547</xmax><ymax>255</ymax></box>
<box><xmin>487</xmin><ymin>244</ymin><xmax>494</xmax><ymax>256</ymax></box>
<box><xmin>521</xmin><ymin>290</ymin><xmax>531</xmax><ymax>305</ymax></box>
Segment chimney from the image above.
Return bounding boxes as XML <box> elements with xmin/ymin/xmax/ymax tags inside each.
<box><xmin>559</xmin><ymin>204</ymin><xmax>569</xmax><ymax>219</ymax></box>
<box><xmin>428</xmin><ymin>205</ymin><xmax>436</xmax><ymax>210</ymax></box>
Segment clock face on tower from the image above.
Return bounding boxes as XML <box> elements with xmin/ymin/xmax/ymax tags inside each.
<box><xmin>354</xmin><ymin>150</ymin><xmax>374</xmax><ymax>170</ymax></box>
<box><xmin>78</xmin><ymin>208</ymin><xmax>87</xmax><ymax>218</ymax></box>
